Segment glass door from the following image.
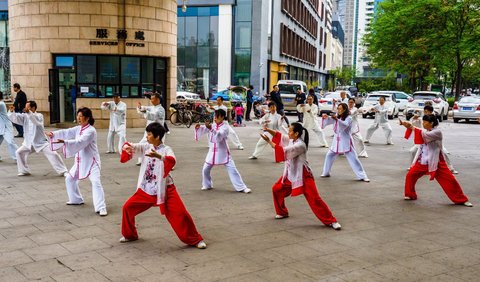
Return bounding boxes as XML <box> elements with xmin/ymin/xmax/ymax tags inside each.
<box><xmin>58</xmin><ymin>69</ymin><xmax>76</xmax><ymax>122</ymax></box>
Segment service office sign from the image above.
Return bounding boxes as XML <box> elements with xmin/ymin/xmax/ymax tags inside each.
<box><xmin>90</xmin><ymin>29</ymin><xmax>146</xmax><ymax>47</ymax></box>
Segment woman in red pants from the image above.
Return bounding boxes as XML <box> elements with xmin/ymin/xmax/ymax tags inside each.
<box><xmin>261</xmin><ymin>123</ymin><xmax>341</xmax><ymax>230</ymax></box>
<box><xmin>400</xmin><ymin>114</ymin><xmax>472</xmax><ymax>207</ymax></box>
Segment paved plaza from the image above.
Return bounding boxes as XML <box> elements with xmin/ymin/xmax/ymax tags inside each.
<box><xmin>0</xmin><ymin>117</ymin><xmax>479</xmax><ymax>281</ymax></box>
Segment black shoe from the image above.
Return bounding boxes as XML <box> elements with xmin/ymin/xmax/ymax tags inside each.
<box><xmin>14</xmin><ymin>135</ymin><xmax>23</xmax><ymax>138</ymax></box>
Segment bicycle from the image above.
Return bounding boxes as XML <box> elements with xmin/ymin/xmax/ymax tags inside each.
<box><xmin>191</xmin><ymin>103</ymin><xmax>212</xmax><ymax>124</ymax></box>
<box><xmin>169</xmin><ymin>102</ymin><xmax>193</xmax><ymax>128</ymax></box>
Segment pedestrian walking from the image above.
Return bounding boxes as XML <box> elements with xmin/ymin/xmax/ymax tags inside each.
<box><xmin>195</xmin><ymin>109</ymin><xmax>251</xmax><ymax>193</ymax></box>
<box><xmin>100</xmin><ymin>94</ymin><xmax>127</xmax><ymax>154</ymax></box>
<box><xmin>246</xmin><ymin>85</ymin><xmax>254</xmax><ymax>121</ymax></box>
<box><xmin>260</xmin><ymin>123</ymin><xmax>341</xmax><ymax>230</ymax></box>
<box><xmin>12</xmin><ymin>83</ymin><xmax>27</xmax><ymax>138</ymax></box>
<box><xmin>119</xmin><ymin>122</ymin><xmax>207</xmax><ymax>248</ymax></box>
<box><xmin>8</xmin><ymin>101</ymin><xmax>67</xmax><ymax>176</ymax></box>
<box><xmin>0</xmin><ymin>91</ymin><xmax>18</xmax><ymax>161</ymax></box>
<box><xmin>47</xmin><ymin>107</ymin><xmax>108</xmax><ymax>216</ymax></box>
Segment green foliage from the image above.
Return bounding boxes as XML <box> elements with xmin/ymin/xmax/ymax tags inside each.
<box><xmin>329</xmin><ymin>67</ymin><xmax>356</xmax><ymax>86</ymax></box>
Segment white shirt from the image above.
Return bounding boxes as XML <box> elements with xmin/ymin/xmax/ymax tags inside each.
<box><xmin>322</xmin><ymin>116</ymin><xmax>354</xmax><ymax>154</ymax></box>
<box><xmin>259</xmin><ymin>111</ymin><xmax>286</xmax><ymax>132</ymax></box>
<box><xmin>195</xmin><ymin>122</ymin><xmax>231</xmax><ymax>165</ymax></box>
<box><xmin>101</xmin><ymin>101</ymin><xmax>126</xmax><ymax>132</ymax></box>
<box><xmin>297</xmin><ymin>103</ymin><xmax>320</xmax><ymax>130</ymax></box>
<box><xmin>276</xmin><ymin>133</ymin><xmax>309</xmax><ymax>189</ymax></box>
<box><xmin>8</xmin><ymin>111</ymin><xmax>49</xmax><ymax>152</ymax></box>
<box><xmin>373</xmin><ymin>104</ymin><xmax>389</xmax><ymax>124</ymax></box>
<box><xmin>138</xmin><ymin>104</ymin><xmax>165</xmax><ymax>125</ymax></box>
<box><xmin>0</xmin><ymin>101</ymin><xmax>14</xmax><ymax>141</ymax></box>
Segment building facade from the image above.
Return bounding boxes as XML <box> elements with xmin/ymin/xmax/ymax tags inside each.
<box><xmin>9</xmin><ymin>0</ymin><xmax>177</xmax><ymax>127</ymax></box>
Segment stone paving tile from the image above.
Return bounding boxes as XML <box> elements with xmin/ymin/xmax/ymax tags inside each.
<box><xmin>254</xmin><ymin>265</ymin><xmax>316</xmax><ymax>281</ymax></box>
<box><xmin>60</xmin><ymin>237</ymin><xmax>111</xmax><ymax>254</ymax></box>
<box><xmin>0</xmin><ymin>224</ymin><xmax>41</xmax><ymax>239</ymax></box>
<box><xmin>23</xmin><ymin>243</ymin><xmax>71</xmax><ymax>261</ymax></box>
<box><xmin>15</xmin><ymin>258</ymin><xmax>71</xmax><ymax>280</ymax></box>
<box><xmin>286</xmin><ymin>255</ymin><xmax>343</xmax><ymax>278</ymax></box>
<box><xmin>0</xmin><ymin>250</ymin><xmax>33</xmax><ymax>268</ymax></box>
<box><xmin>0</xmin><ymin>266</ymin><xmax>27</xmax><ymax>281</ymax></box>
<box><xmin>66</xmin><ymin>225</ymin><xmax>110</xmax><ymax>239</ymax></box>
<box><xmin>136</xmin><ymin>270</ymin><xmax>192</xmax><ymax>282</ymax></box>
<box><xmin>50</xmin><ymin>267</ymin><xmax>110</xmax><ymax>282</ymax></box>
<box><xmin>396</xmin><ymin>256</ymin><xmax>453</xmax><ymax>277</ymax></box>
<box><xmin>0</xmin><ymin>237</ymin><xmax>38</xmax><ymax>253</ymax></box>
<box><xmin>28</xmin><ymin>230</ymin><xmax>77</xmax><ymax>245</ymax></box>
<box><xmin>93</xmin><ymin>261</ymin><xmax>152</xmax><ymax>281</ymax></box>
<box><xmin>421</xmin><ymin>245</ymin><xmax>480</xmax><ymax>269</ymax></box>
<box><xmin>366</xmin><ymin>262</ymin><xmax>427</xmax><ymax>281</ymax></box>
<box><xmin>333</xmin><ymin>269</ymin><xmax>386</xmax><ymax>282</ymax></box>
<box><xmin>57</xmin><ymin>251</ymin><xmax>110</xmax><ymax>271</ymax></box>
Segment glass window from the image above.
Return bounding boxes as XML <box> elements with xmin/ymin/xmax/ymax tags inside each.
<box><xmin>141</xmin><ymin>57</ymin><xmax>154</xmax><ymax>84</ymax></box>
<box><xmin>209</xmin><ymin>47</ymin><xmax>218</xmax><ymax>69</ymax></box>
<box><xmin>185</xmin><ymin>47</ymin><xmax>197</xmax><ymax>68</ymax></box>
<box><xmin>177</xmin><ymin>47</ymin><xmax>185</xmax><ymax>67</ymax></box>
<box><xmin>121</xmin><ymin>57</ymin><xmax>140</xmax><ymax>84</ymax></box>
<box><xmin>121</xmin><ymin>85</ymin><xmax>130</xmax><ymax>98</ymax></box>
<box><xmin>98</xmin><ymin>56</ymin><xmax>119</xmax><ymax>84</ymax></box>
<box><xmin>235</xmin><ymin>49</ymin><xmax>251</xmax><ymax>73</ymax></box>
<box><xmin>131</xmin><ymin>86</ymin><xmax>139</xmax><ymax>97</ymax></box>
<box><xmin>78</xmin><ymin>84</ymin><xmax>97</xmax><ymax>98</ymax></box>
<box><xmin>235</xmin><ymin>22</ymin><xmax>251</xmax><ymax>49</ymax></box>
<box><xmin>197</xmin><ymin>17</ymin><xmax>210</xmax><ymax>46</ymax></box>
<box><xmin>177</xmin><ymin>17</ymin><xmax>185</xmax><ymax>47</ymax></box>
<box><xmin>142</xmin><ymin>85</ymin><xmax>154</xmax><ymax>96</ymax></box>
<box><xmin>197</xmin><ymin>7</ymin><xmax>211</xmax><ymax>16</ymax></box>
<box><xmin>98</xmin><ymin>85</ymin><xmax>118</xmax><ymax>98</ymax></box>
<box><xmin>0</xmin><ymin>21</ymin><xmax>7</xmax><ymax>47</ymax></box>
<box><xmin>55</xmin><ymin>56</ymin><xmax>74</xmax><ymax>68</ymax></box>
<box><xmin>77</xmin><ymin>55</ymin><xmax>96</xmax><ymax>83</ymax></box>
<box><xmin>197</xmin><ymin>47</ymin><xmax>209</xmax><ymax>68</ymax></box>
<box><xmin>185</xmin><ymin>17</ymin><xmax>197</xmax><ymax>46</ymax></box>
<box><xmin>236</xmin><ymin>0</ymin><xmax>252</xmax><ymax>22</ymax></box>
<box><xmin>209</xmin><ymin>16</ymin><xmax>218</xmax><ymax>47</ymax></box>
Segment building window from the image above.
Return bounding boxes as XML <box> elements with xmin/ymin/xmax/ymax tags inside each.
<box><xmin>280</xmin><ymin>24</ymin><xmax>317</xmax><ymax>66</ymax></box>
<box><xmin>233</xmin><ymin>0</ymin><xmax>252</xmax><ymax>86</ymax></box>
<box><xmin>281</xmin><ymin>0</ymin><xmax>318</xmax><ymax>39</ymax></box>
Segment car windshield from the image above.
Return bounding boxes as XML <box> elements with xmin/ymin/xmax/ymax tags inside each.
<box><xmin>279</xmin><ymin>84</ymin><xmax>302</xmax><ymax>94</ymax></box>
<box><xmin>413</xmin><ymin>94</ymin><xmax>437</xmax><ymax>100</ymax></box>
<box><xmin>460</xmin><ymin>97</ymin><xmax>480</xmax><ymax>103</ymax></box>
<box><xmin>366</xmin><ymin>95</ymin><xmax>391</xmax><ymax>101</ymax></box>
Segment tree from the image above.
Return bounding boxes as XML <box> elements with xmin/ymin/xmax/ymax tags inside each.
<box><xmin>329</xmin><ymin>67</ymin><xmax>356</xmax><ymax>86</ymax></box>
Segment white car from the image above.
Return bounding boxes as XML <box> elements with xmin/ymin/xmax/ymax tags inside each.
<box><xmin>176</xmin><ymin>91</ymin><xmax>200</xmax><ymax>102</ymax></box>
<box><xmin>405</xmin><ymin>91</ymin><xmax>449</xmax><ymax>122</ymax></box>
<box><xmin>361</xmin><ymin>92</ymin><xmax>399</xmax><ymax>119</ymax></box>
<box><xmin>318</xmin><ymin>91</ymin><xmax>352</xmax><ymax>115</ymax></box>
<box><xmin>452</xmin><ymin>95</ymin><xmax>480</xmax><ymax>123</ymax></box>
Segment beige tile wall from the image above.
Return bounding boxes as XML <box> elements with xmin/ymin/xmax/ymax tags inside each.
<box><xmin>9</xmin><ymin>0</ymin><xmax>177</xmax><ymax>128</ymax></box>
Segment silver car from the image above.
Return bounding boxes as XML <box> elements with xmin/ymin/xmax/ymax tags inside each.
<box><xmin>318</xmin><ymin>91</ymin><xmax>352</xmax><ymax>115</ymax></box>
<box><xmin>453</xmin><ymin>96</ymin><xmax>480</xmax><ymax>123</ymax></box>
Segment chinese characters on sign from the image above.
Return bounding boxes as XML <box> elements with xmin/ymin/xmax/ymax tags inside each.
<box><xmin>90</xmin><ymin>28</ymin><xmax>146</xmax><ymax>47</ymax></box>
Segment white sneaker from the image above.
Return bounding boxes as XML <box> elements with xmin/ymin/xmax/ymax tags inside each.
<box><xmin>364</xmin><ymin>140</ymin><xmax>370</xmax><ymax>143</ymax></box>
<box><xmin>275</xmin><ymin>214</ymin><xmax>288</xmax><ymax>219</ymax></box>
<box><xmin>237</xmin><ymin>145</ymin><xmax>244</xmax><ymax>150</ymax></box>
<box><xmin>320</xmin><ymin>174</ymin><xmax>330</xmax><ymax>178</ymax></box>
<box><xmin>167</xmin><ymin>131</ymin><xmax>171</xmax><ymax>135</ymax></box>
<box><xmin>196</xmin><ymin>240</ymin><xmax>207</xmax><ymax>249</ymax></box>
<box><xmin>17</xmin><ymin>172</ymin><xmax>31</xmax><ymax>176</ymax></box>
<box><xmin>331</xmin><ymin>222</ymin><xmax>342</xmax><ymax>230</ymax></box>
<box><xmin>404</xmin><ymin>196</ymin><xmax>413</xmax><ymax>200</ymax></box>
<box><xmin>119</xmin><ymin>236</ymin><xmax>137</xmax><ymax>243</ymax></box>
<box><xmin>242</xmin><ymin>188</ymin><xmax>252</xmax><ymax>194</ymax></box>
<box><xmin>387</xmin><ymin>142</ymin><xmax>394</xmax><ymax>145</ymax></box>
<box><xmin>105</xmin><ymin>151</ymin><xmax>116</xmax><ymax>154</ymax></box>
<box><xmin>99</xmin><ymin>208</ymin><xmax>108</xmax><ymax>216</ymax></box>
<box><xmin>66</xmin><ymin>201</ymin><xmax>84</xmax><ymax>205</ymax></box>
<box><xmin>201</xmin><ymin>187</ymin><xmax>213</xmax><ymax>191</ymax></box>
<box><xmin>136</xmin><ymin>161</ymin><xmax>142</xmax><ymax>166</ymax></box>
<box><xmin>451</xmin><ymin>169</ymin><xmax>459</xmax><ymax>174</ymax></box>
<box><xmin>248</xmin><ymin>156</ymin><xmax>257</xmax><ymax>159</ymax></box>
<box><xmin>464</xmin><ymin>201</ymin><xmax>473</xmax><ymax>207</ymax></box>
<box><xmin>59</xmin><ymin>171</ymin><xmax>68</xmax><ymax>177</ymax></box>
<box><xmin>360</xmin><ymin>178</ymin><xmax>370</xmax><ymax>182</ymax></box>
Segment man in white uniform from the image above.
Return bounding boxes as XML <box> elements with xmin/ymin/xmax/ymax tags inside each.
<box><xmin>136</xmin><ymin>92</ymin><xmax>166</xmax><ymax>165</ymax></box>
<box><xmin>101</xmin><ymin>94</ymin><xmax>126</xmax><ymax>154</ymax></box>
<box><xmin>332</xmin><ymin>91</ymin><xmax>349</xmax><ymax>112</ymax></box>
<box><xmin>209</xmin><ymin>97</ymin><xmax>244</xmax><ymax>150</ymax></box>
<box><xmin>297</xmin><ymin>95</ymin><xmax>329</xmax><ymax>148</ymax></box>
<box><xmin>8</xmin><ymin>101</ymin><xmax>67</xmax><ymax>176</ymax></box>
<box><xmin>365</xmin><ymin>96</ymin><xmax>393</xmax><ymax>145</ymax></box>
<box><xmin>0</xmin><ymin>92</ymin><xmax>18</xmax><ymax>161</ymax></box>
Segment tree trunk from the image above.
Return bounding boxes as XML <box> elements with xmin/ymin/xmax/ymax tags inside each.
<box><xmin>455</xmin><ymin>51</ymin><xmax>463</xmax><ymax>101</ymax></box>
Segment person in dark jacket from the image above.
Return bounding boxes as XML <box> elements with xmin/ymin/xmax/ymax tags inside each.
<box><xmin>270</xmin><ymin>85</ymin><xmax>289</xmax><ymax>125</ymax></box>
<box><xmin>13</xmin><ymin>83</ymin><xmax>27</xmax><ymax>138</ymax></box>
<box><xmin>295</xmin><ymin>88</ymin><xmax>306</xmax><ymax>122</ymax></box>
<box><xmin>246</xmin><ymin>85</ymin><xmax>254</xmax><ymax>121</ymax></box>
<box><xmin>308</xmin><ymin>88</ymin><xmax>318</xmax><ymax>106</ymax></box>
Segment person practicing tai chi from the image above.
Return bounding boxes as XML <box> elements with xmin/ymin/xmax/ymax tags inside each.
<box><xmin>332</xmin><ymin>91</ymin><xmax>349</xmax><ymax>112</ymax></box>
<box><xmin>406</xmin><ymin>105</ymin><xmax>458</xmax><ymax>174</ymax></box>
<box><xmin>260</xmin><ymin>123</ymin><xmax>341</xmax><ymax>230</ymax></box>
<box><xmin>100</xmin><ymin>94</ymin><xmax>126</xmax><ymax>154</ymax></box>
<box><xmin>364</xmin><ymin>96</ymin><xmax>393</xmax><ymax>145</ymax></box>
<box><xmin>119</xmin><ymin>122</ymin><xmax>207</xmax><ymax>248</ymax></box>
<box><xmin>136</xmin><ymin>92</ymin><xmax>166</xmax><ymax>165</ymax></box>
<box><xmin>321</xmin><ymin>103</ymin><xmax>370</xmax><ymax>182</ymax></box>
<box><xmin>8</xmin><ymin>101</ymin><xmax>67</xmax><ymax>176</ymax></box>
<box><xmin>400</xmin><ymin>115</ymin><xmax>472</xmax><ymax>207</ymax></box>
<box><xmin>208</xmin><ymin>96</ymin><xmax>244</xmax><ymax>150</ymax></box>
<box><xmin>347</xmin><ymin>98</ymin><xmax>368</xmax><ymax>158</ymax></box>
<box><xmin>249</xmin><ymin>101</ymin><xmax>287</xmax><ymax>159</ymax></box>
<box><xmin>297</xmin><ymin>95</ymin><xmax>329</xmax><ymax>148</ymax></box>
<box><xmin>0</xmin><ymin>92</ymin><xmax>18</xmax><ymax>162</ymax></box>
<box><xmin>195</xmin><ymin>109</ymin><xmax>251</xmax><ymax>193</ymax></box>
<box><xmin>47</xmin><ymin>107</ymin><xmax>108</xmax><ymax>216</ymax></box>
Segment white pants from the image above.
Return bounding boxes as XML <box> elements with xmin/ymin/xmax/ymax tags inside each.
<box><xmin>0</xmin><ymin>135</ymin><xmax>18</xmax><ymax>160</ymax></box>
<box><xmin>308</xmin><ymin>126</ymin><xmax>328</xmax><ymax>147</ymax></box>
<box><xmin>322</xmin><ymin>150</ymin><xmax>368</xmax><ymax>180</ymax></box>
<box><xmin>16</xmin><ymin>145</ymin><xmax>67</xmax><ymax>174</ymax></box>
<box><xmin>65</xmin><ymin>164</ymin><xmax>106</xmax><ymax>212</ymax></box>
<box><xmin>202</xmin><ymin>159</ymin><xmax>247</xmax><ymax>191</ymax></box>
<box><xmin>365</xmin><ymin>122</ymin><xmax>392</xmax><ymax>143</ymax></box>
<box><xmin>352</xmin><ymin>132</ymin><xmax>368</xmax><ymax>157</ymax></box>
<box><xmin>251</xmin><ymin>137</ymin><xmax>269</xmax><ymax>158</ymax></box>
<box><xmin>107</xmin><ymin>129</ymin><xmax>126</xmax><ymax>153</ymax></box>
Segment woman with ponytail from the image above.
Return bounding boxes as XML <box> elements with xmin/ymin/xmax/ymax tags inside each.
<box><xmin>321</xmin><ymin>103</ymin><xmax>370</xmax><ymax>182</ymax></box>
<box><xmin>261</xmin><ymin>122</ymin><xmax>341</xmax><ymax>230</ymax></box>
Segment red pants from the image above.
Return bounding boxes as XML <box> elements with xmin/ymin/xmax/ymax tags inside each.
<box><xmin>405</xmin><ymin>159</ymin><xmax>468</xmax><ymax>204</ymax></box>
<box><xmin>272</xmin><ymin>170</ymin><xmax>337</xmax><ymax>225</ymax></box>
<box><xmin>121</xmin><ymin>186</ymin><xmax>203</xmax><ymax>245</ymax></box>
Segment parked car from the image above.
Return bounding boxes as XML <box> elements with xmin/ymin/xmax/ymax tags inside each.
<box><xmin>176</xmin><ymin>91</ymin><xmax>201</xmax><ymax>102</ymax></box>
<box><xmin>373</xmin><ymin>91</ymin><xmax>411</xmax><ymax>112</ymax></box>
<box><xmin>318</xmin><ymin>91</ymin><xmax>352</xmax><ymax>115</ymax></box>
<box><xmin>452</xmin><ymin>96</ymin><xmax>480</xmax><ymax>123</ymax></box>
<box><xmin>277</xmin><ymin>80</ymin><xmax>308</xmax><ymax>112</ymax></box>
<box><xmin>336</xmin><ymin>85</ymin><xmax>359</xmax><ymax>97</ymax></box>
<box><xmin>361</xmin><ymin>92</ymin><xmax>400</xmax><ymax>119</ymax></box>
<box><xmin>405</xmin><ymin>91</ymin><xmax>449</xmax><ymax>122</ymax></box>
<box><xmin>211</xmin><ymin>86</ymin><xmax>247</xmax><ymax>102</ymax></box>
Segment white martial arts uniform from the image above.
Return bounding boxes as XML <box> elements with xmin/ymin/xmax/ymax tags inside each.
<box><xmin>297</xmin><ymin>103</ymin><xmax>328</xmax><ymax>147</ymax></box>
<box><xmin>321</xmin><ymin>116</ymin><xmax>368</xmax><ymax>180</ymax></box>
<box><xmin>50</xmin><ymin>124</ymin><xmax>106</xmax><ymax>212</ymax></box>
<box><xmin>349</xmin><ymin>107</ymin><xmax>368</xmax><ymax>157</ymax></box>
<box><xmin>0</xmin><ymin>101</ymin><xmax>18</xmax><ymax>160</ymax></box>
<box><xmin>101</xmin><ymin>101</ymin><xmax>126</xmax><ymax>153</ymax></box>
<box><xmin>195</xmin><ymin>122</ymin><xmax>248</xmax><ymax>191</ymax></box>
<box><xmin>251</xmin><ymin>111</ymin><xmax>287</xmax><ymax>158</ymax></box>
<box><xmin>365</xmin><ymin>104</ymin><xmax>393</xmax><ymax>144</ymax></box>
<box><xmin>137</xmin><ymin>104</ymin><xmax>166</xmax><ymax>163</ymax></box>
<box><xmin>8</xmin><ymin>111</ymin><xmax>67</xmax><ymax>175</ymax></box>
<box><xmin>211</xmin><ymin>104</ymin><xmax>243</xmax><ymax>149</ymax></box>
<box><xmin>332</xmin><ymin>98</ymin><xmax>349</xmax><ymax>112</ymax></box>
